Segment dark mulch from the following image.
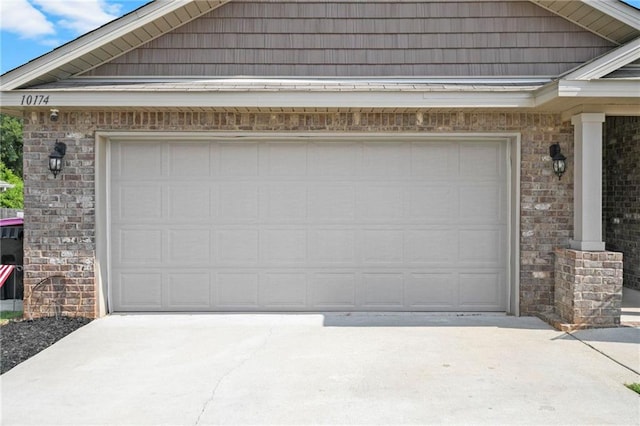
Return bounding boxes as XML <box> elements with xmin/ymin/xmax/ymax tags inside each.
<box><xmin>1</xmin><ymin>317</ymin><xmax>91</xmax><ymax>374</ymax></box>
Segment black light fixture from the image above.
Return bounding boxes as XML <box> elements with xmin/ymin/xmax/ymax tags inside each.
<box><xmin>48</xmin><ymin>140</ymin><xmax>66</xmax><ymax>178</ymax></box>
<box><xmin>549</xmin><ymin>143</ymin><xmax>566</xmax><ymax>180</ymax></box>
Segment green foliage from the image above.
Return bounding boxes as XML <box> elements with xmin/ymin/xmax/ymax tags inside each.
<box><xmin>0</xmin><ymin>311</ymin><xmax>23</xmax><ymax>321</ymax></box>
<box><xmin>0</xmin><ymin>114</ymin><xmax>23</xmax><ymax>177</ymax></box>
<box><xmin>0</xmin><ymin>161</ymin><xmax>24</xmax><ymax>208</ymax></box>
<box><xmin>626</xmin><ymin>383</ymin><xmax>640</xmax><ymax>395</ymax></box>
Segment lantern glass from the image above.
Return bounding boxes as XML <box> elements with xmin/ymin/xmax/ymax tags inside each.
<box><xmin>49</xmin><ymin>155</ymin><xmax>62</xmax><ymax>178</ymax></box>
<box><xmin>48</xmin><ymin>140</ymin><xmax>66</xmax><ymax>178</ymax></box>
<box><xmin>553</xmin><ymin>159</ymin><xmax>565</xmax><ymax>174</ymax></box>
<box><xmin>549</xmin><ymin>143</ymin><xmax>566</xmax><ymax>180</ymax></box>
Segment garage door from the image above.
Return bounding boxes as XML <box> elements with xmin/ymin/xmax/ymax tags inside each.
<box><xmin>110</xmin><ymin>137</ymin><xmax>507</xmax><ymax>312</ymax></box>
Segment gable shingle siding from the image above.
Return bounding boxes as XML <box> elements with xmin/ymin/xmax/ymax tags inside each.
<box><xmin>85</xmin><ymin>0</ymin><xmax>615</xmax><ymax>78</ymax></box>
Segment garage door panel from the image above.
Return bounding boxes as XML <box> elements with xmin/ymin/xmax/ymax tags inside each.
<box><xmin>261</xmin><ymin>229</ymin><xmax>307</xmax><ymax>263</ymax></box>
<box><xmin>308</xmin><ymin>184</ymin><xmax>356</xmax><ymax>221</ymax></box>
<box><xmin>216</xmin><ymin>273</ymin><xmax>259</xmax><ymax>308</ymax></box>
<box><xmin>265</xmin><ymin>142</ymin><xmax>308</xmax><ymax>176</ymax></box>
<box><xmin>116</xmin><ymin>142</ymin><xmax>163</xmax><ymax>178</ymax></box>
<box><xmin>459</xmin><ymin>228</ymin><xmax>503</xmax><ymax>264</ymax></box>
<box><xmin>407</xmin><ymin>186</ymin><xmax>457</xmax><ymax>222</ymax></box>
<box><xmin>358</xmin><ymin>185</ymin><xmax>404</xmax><ymax>221</ymax></box>
<box><xmin>262</xmin><ymin>183</ymin><xmax>308</xmax><ymax>221</ymax></box>
<box><xmin>260</xmin><ymin>273</ymin><xmax>307</xmax><ymax>307</ymax></box>
<box><xmin>167</xmin><ymin>229</ymin><xmax>210</xmax><ymax>263</ymax></box>
<box><xmin>218</xmin><ymin>143</ymin><xmax>259</xmax><ymax>176</ymax></box>
<box><xmin>459</xmin><ymin>142</ymin><xmax>503</xmax><ymax>178</ymax></box>
<box><xmin>309</xmin><ymin>142</ymin><xmax>359</xmax><ymax>176</ymax></box>
<box><xmin>309</xmin><ymin>229</ymin><xmax>356</xmax><ymax>263</ymax></box>
<box><xmin>167</xmin><ymin>273</ymin><xmax>211</xmax><ymax>308</ymax></box>
<box><xmin>310</xmin><ymin>273</ymin><xmax>357</xmax><ymax>307</ymax></box>
<box><xmin>362</xmin><ymin>230</ymin><xmax>404</xmax><ymax>263</ymax></box>
<box><xmin>216</xmin><ymin>229</ymin><xmax>259</xmax><ymax>264</ymax></box>
<box><xmin>111</xmin><ymin>138</ymin><xmax>508</xmax><ymax>312</ymax></box>
<box><xmin>167</xmin><ymin>185</ymin><xmax>212</xmax><ymax>219</ymax></box>
<box><xmin>410</xmin><ymin>142</ymin><xmax>456</xmax><ymax>178</ymax></box>
<box><xmin>168</xmin><ymin>143</ymin><xmax>211</xmax><ymax>177</ymax></box>
<box><xmin>115</xmin><ymin>184</ymin><xmax>163</xmax><ymax>221</ymax></box>
<box><xmin>406</xmin><ymin>273</ymin><xmax>456</xmax><ymax>308</ymax></box>
<box><xmin>116</xmin><ymin>229</ymin><xmax>163</xmax><ymax>265</ymax></box>
<box><xmin>459</xmin><ymin>185</ymin><xmax>504</xmax><ymax>222</ymax></box>
<box><xmin>459</xmin><ymin>272</ymin><xmax>504</xmax><ymax>309</ymax></box>
<box><xmin>362</xmin><ymin>273</ymin><xmax>404</xmax><ymax>307</ymax></box>
<box><xmin>118</xmin><ymin>272</ymin><xmax>162</xmax><ymax>309</ymax></box>
<box><xmin>405</xmin><ymin>229</ymin><xmax>457</xmax><ymax>264</ymax></box>
<box><xmin>362</xmin><ymin>143</ymin><xmax>410</xmax><ymax>177</ymax></box>
<box><xmin>219</xmin><ymin>183</ymin><xmax>259</xmax><ymax>220</ymax></box>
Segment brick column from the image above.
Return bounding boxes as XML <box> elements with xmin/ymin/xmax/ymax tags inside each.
<box><xmin>555</xmin><ymin>249</ymin><xmax>623</xmax><ymax>327</ymax></box>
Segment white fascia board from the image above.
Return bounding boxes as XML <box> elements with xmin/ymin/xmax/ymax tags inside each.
<box><xmin>560</xmin><ymin>104</ymin><xmax>640</xmax><ymax>121</ymax></box>
<box><xmin>532</xmin><ymin>81</ymin><xmax>560</xmax><ymax>107</ymax></box>
<box><xmin>557</xmin><ymin>79</ymin><xmax>640</xmax><ymax>97</ymax></box>
<box><xmin>68</xmin><ymin>76</ymin><xmax>554</xmax><ymax>85</ymax></box>
<box><xmin>563</xmin><ymin>36</ymin><xmax>640</xmax><ymax>80</ymax></box>
<box><xmin>0</xmin><ymin>90</ymin><xmax>536</xmax><ymax>109</ymax></box>
<box><xmin>583</xmin><ymin>0</ymin><xmax>640</xmax><ymax>31</ymax></box>
<box><xmin>0</xmin><ymin>1</ymin><xmax>221</xmax><ymax>91</ymax></box>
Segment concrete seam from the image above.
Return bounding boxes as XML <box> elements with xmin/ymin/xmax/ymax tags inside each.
<box><xmin>194</xmin><ymin>327</ymin><xmax>274</xmax><ymax>425</ymax></box>
<box><xmin>566</xmin><ymin>331</ymin><xmax>640</xmax><ymax>376</ymax></box>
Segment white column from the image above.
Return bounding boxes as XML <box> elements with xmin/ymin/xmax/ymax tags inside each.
<box><xmin>570</xmin><ymin>113</ymin><xmax>606</xmax><ymax>251</ymax></box>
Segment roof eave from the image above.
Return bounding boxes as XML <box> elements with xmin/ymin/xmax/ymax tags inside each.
<box><xmin>0</xmin><ymin>0</ymin><xmax>230</xmax><ymax>91</ymax></box>
<box><xmin>1</xmin><ymin>78</ymin><xmax>636</xmax><ymax>113</ymax></box>
<box><xmin>562</xmin><ymin>36</ymin><xmax>640</xmax><ymax>80</ymax></box>
<box><xmin>0</xmin><ymin>88</ymin><xmax>538</xmax><ymax>110</ymax></box>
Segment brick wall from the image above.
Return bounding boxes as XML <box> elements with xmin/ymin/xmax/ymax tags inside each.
<box><xmin>21</xmin><ymin>110</ymin><xmax>574</xmax><ymax>318</ymax></box>
<box><xmin>604</xmin><ymin>116</ymin><xmax>640</xmax><ymax>290</ymax></box>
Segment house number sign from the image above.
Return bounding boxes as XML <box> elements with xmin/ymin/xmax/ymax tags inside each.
<box><xmin>20</xmin><ymin>95</ymin><xmax>50</xmax><ymax>105</ymax></box>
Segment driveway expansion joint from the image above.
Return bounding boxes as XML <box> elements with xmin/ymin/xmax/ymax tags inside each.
<box><xmin>566</xmin><ymin>331</ymin><xmax>640</xmax><ymax>376</ymax></box>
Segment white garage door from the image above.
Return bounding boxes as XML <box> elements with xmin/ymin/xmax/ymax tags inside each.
<box><xmin>110</xmin><ymin>137</ymin><xmax>507</xmax><ymax>312</ymax></box>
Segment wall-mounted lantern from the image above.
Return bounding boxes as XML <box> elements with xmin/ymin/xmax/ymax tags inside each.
<box><xmin>549</xmin><ymin>143</ymin><xmax>566</xmax><ymax>180</ymax></box>
<box><xmin>48</xmin><ymin>140</ymin><xmax>66</xmax><ymax>178</ymax></box>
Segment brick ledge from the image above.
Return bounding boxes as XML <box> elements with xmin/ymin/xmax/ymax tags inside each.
<box><xmin>536</xmin><ymin>312</ymin><xmax>626</xmax><ymax>332</ymax></box>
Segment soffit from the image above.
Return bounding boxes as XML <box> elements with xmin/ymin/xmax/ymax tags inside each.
<box><xmin>604</xmin><ymin>63</ymin><xmax>640</xmax><ymax>77</ymax></box>
<box><xmin>529</xmin><ymin>0</ymin><xmax>640</xmax><ymax>44</ymax></box>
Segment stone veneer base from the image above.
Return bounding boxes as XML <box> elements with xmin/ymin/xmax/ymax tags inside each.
<box><xmin>554</xmin><ymin>248</ymin><xmax>623</xmax><ymax>328</ymax></box>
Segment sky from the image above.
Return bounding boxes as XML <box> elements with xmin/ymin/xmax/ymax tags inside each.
<box><xmin>1</xmin><ymin>0</ymin><xmax>640</xmax><ymax>75</ymax></box>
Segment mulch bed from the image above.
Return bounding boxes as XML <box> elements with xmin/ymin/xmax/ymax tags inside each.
<box><xmin>1</xmin><ymin>317</ymin><xmax>91</xmax><ymax>374</ymax></box>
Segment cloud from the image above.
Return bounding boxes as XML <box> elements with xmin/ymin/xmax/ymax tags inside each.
<box><xmin>0</xmin><ymin>0</ymin><xmax>55</xmax><ymax>38</ymax></box>
<box><xmin>31</xmin><ymin>0</ymin><xmax>120</xmax><ymax>34</ymax></box>
<box><xmin>39</xmin><ymin>38</ymin><xmax>63</xmax><ymax>48</ymax></box>
<box><xmin>1</xmin><ymin>0</ymin><xmax>124</xmax><ymax>49</ymax></box>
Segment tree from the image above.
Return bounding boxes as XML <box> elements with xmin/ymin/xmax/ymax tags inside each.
<box><xmin>0</xmin><ymin>114</ymin><xmax>23</xmax><ymax>177</ymax></box>
<box><xmin>0</xmin><ymin>161</ymin><xmax>23</xmax><ymax>209</ymax></box>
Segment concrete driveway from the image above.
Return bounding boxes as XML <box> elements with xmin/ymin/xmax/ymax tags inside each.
<box><xmin>1</xmin><ymin>314</ymin><xmax>638</xmax><ymax>425</ymax></box>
